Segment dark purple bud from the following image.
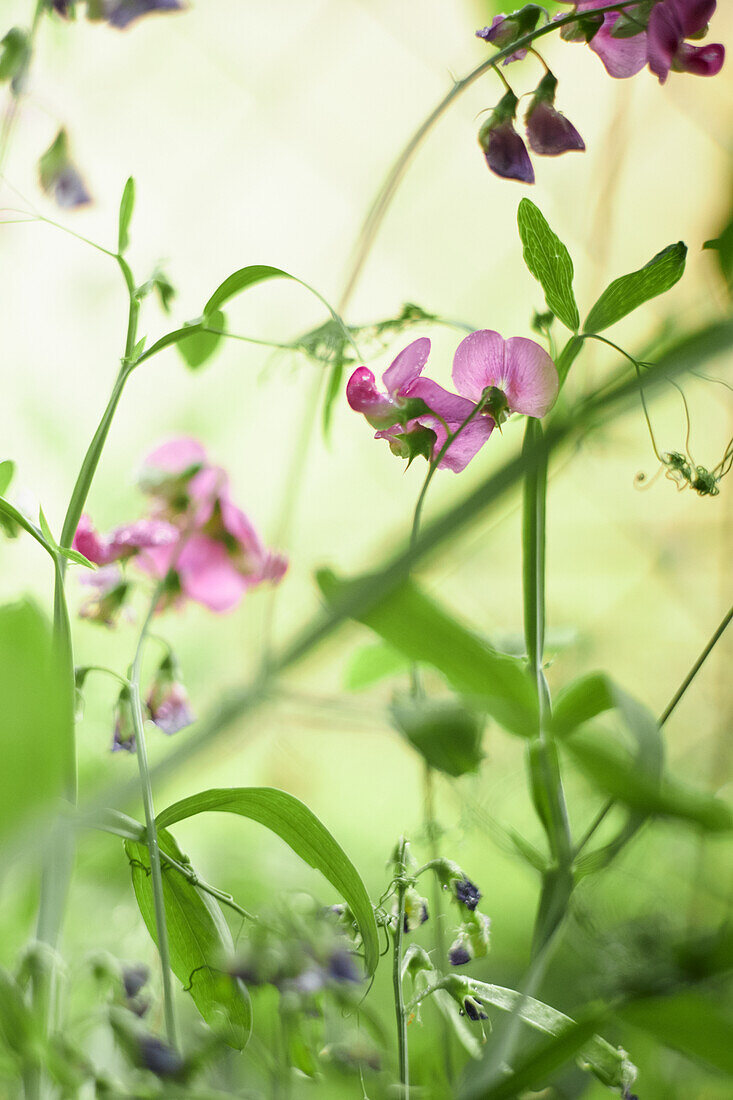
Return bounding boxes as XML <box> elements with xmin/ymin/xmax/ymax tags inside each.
<box><xmin>107</xmin><ymin>0</ymin><xmax>184</xmax><ymax>30</ymax></box>
<box><xmin>139</xmin><ymin>1035</ymin><xmax>184</xmax><ymax>1078</ymax></box>
<box><xmin>463</xmin><ymin>995</ymin><xmax>488</xmax><ymax>1021</ymax></box>
<box><xmin>479</xmin><ymin>115</ymin><xmax>535</xmax><ymax>184</ymax></box>
<box><xmin>327</xmin><ymin>949</ymin><xmax>362</xmax><ymax>984</ymax></box>
<box><xmin>50</xmin><ymin>1</ymin><xmax>70</xmax><ymax>15</ymax></box>
<box><xmin>526</xmin><ymin>101</ymin><xmax>585</xmax><ymax>156</ymax></box>
<box><xmin>54</xmin><ymin>166</ymin><xmax>91</xmax><ymax>208</ymax></box>
<box><xmin>122</xmin><ymin>964</ymin><xmax>149</xmax><ymax>1000</ymax></box>
<box><xmin>449</xmin><ymin>941</ymin><xmax>472</xmax><ymax>967</ymax></box>
<box><xmin>454</xmin><ymin>877</ymin><xmax>481</xmax><ymax>911</ymax></box>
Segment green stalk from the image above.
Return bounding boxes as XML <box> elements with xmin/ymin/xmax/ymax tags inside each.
<box><xmin>521</xmin><ymin>419</ymin><xmax>573</xmax><ymax>953</ymax></box>
<box><xmin>392</xmin><ymin>838</ymin><xmax>410</xmax><ymax>1097</ymax></box>
<box><xmin>129</xmin><ymin>589</ymin><xmax>179</xmax><ymax>1050</ymax></box>
<box><xmin>423</xmin><ymin>765</ymin><xmax>454</xmax><ymax>1083</ymax></box>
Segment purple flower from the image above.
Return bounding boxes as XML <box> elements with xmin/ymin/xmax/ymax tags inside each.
<box><xmin>38</xmin><ymin>129</ymin><xmax>92</xmax><ymax>209</ymax></box>
<box><xmin>72</xmin><ymin>513</ymin><xmax>178</xmax><ymax>566</ymax></box>
<box><xmin>449</xmin><ymin>938</ymin><xmax>472</xmax><ymax>967</ymax></box>
<box><xmin>525</xmin><ymin>73</ymin><xmax>585</xmax><ymax>157</ymax></box>
<box><xmin>106</xmin><ymin>0</ymin><xmax>184</xmax><ymax>31</ymax></box>
<box><xmin>560</xmin><ymin>1</ymin><xmax>649</xmax><ymax>78</ymax></box>
<box><xmin>648</xmin><ymin>0</ymin><xmax>724</xmax><ymax>83</ymax></box>
<box><xmin>452</xmin><ymin>330</ymin><xmax>559</xmax><ymax>424</ymax></box>
<box><xmin>112</xmin><ymin>691</ymin><xmax>135</xmax><ymax>753</ymax></box>
<box><xmin>454</xmin><ymin>877</ymin><xmax>482</xmax><ymax>911</ymax></box>
<box><xmin>146</xmin><ymin>657</ymin><xmax>194</xmax><ymax>735</ymax></box>
<box><xmin>478</xmin><ymin>91</ymin><xmax>534</xmax><ymax>184</ymax></box>
<box><xmin>476</xmin><ymin>15</ymin><xmax>528</xmax><ymax>64</ymax></box>
<box><xmin>346</xmin><ymin>337</ymin><xmax>432</xmax><ymax>428</ymax></box>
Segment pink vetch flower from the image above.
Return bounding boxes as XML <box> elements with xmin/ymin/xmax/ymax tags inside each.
<box><xmin>648</xmin><ymin>0</ymin><xmax>724</xmax><ymax>83</ymax></box>
<box><xmin>559</xmin><ymin>1</ymin><xmax>649</xmax><ymax>78</ymax></box>
<box><xmin>347</xmin><ymin>338</ymin><xmax>494</xmax><ymax>473</ymax></box>
<box><xmin>72</xmin><ymin>514</ymin><xmax>178</xmax><ymax>566</ymax></box>
<box><xmin>451</xmin><ymin>330</ymin><xmax>559</xmax><ymax>427</ymax></box>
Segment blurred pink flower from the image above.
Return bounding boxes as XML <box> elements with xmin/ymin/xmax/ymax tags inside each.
<box><xmin>73</xmin><ymin>514</ymin><xmax>177</xmax><ymax>566</ymax></box>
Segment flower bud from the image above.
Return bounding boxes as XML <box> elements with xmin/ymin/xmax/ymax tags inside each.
<box><xmin>449</xmin><ymin>934</ymin><xmax>472</xmax><ymax>967</ymax></box>
<box><xmin>525</xmin><ymin>73</ymin><xmax>585</xmax><ymax>157</ymax></box>
<box><xmin>479</xmin><ymin>92</ymin><xmax>534</xmax><ymax>184</ymax></box>
<box><xmin>112</xmin><ymin>690</ymin><xmax>135</xmax><ymax>753</ymax></box>
<box><xmin>401</xmin><ymin>887</ymin><xmax>429</xmax><ymax>933</ymax></box>
<box><xmin>146</xmin><ymin>654</ymin><xmax>194</xmax><ymax>735</ymax></box>
<box><xmin>453</xmin><ymin>876</ymin><xmax>481</xmax><ymax>911</ymax></box>
<box><xmin>38</xmin><ymin>129</ymin><xmax>91</xmax><ymax>209</ymax></box>
<box><xmin>476</xmin><ymin>5</ymin><xmax>543</xmax><ymax>57</ymax></box>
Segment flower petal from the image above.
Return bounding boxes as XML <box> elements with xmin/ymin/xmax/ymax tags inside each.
<box><xmin>346</xmin><ymin>366</ymin><xmax>397</xmax><ymax>426</ymax></box>
<box><xmin>407</xmin><ymin>377</ymin><xmax>478</xmax><ymax>423</ymax></box>
<box><xmin>417</xmin><ymin>415</ymin><xmax>494</xmax><ymax>473</ymax></box>
<box><xmin>503</xmin><ymin>337</ymin><xmax>558</xmax><ymax>418</ymax></box>
<box><xmin>143</xmin><ymin>437</ymin><xmax>207</xmax><ymax>476</ymax></box>
<box><xmin>452</xmin><ymin>330</ymin><xmax>507</xmax><ymax>402</ymax></box>
<box><xmin>176</xmin><ymin>535</ymin><xmax>248</xmax><ymax>613</ymax></box>
<box><xmin>382</xmin><ymin>337</ymin><xmax>431</xmax><ymax>396</ymax></box>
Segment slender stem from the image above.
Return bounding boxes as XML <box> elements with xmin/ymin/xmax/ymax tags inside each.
<box><xmin>423</xmin><ymin>764</ymin><xmax>453</xmax><ymax>1083</ymax></box>
<box><xmin>392</xmin><ymin>838</ymin><xmax>409</xmax><ymax>1097</ymax></box>
<box><xmin>576</xmin><ymin>603</ymin><xmax>733</xmax><ymax>858</ymax></box>
<box><xmin>659</xmin><ymin>604</ymin><xmax>733</xmax><ymax>726</ymax></box>
<box><xmin>336</xmin><ymin>2</ymin><xmax>641</xmax><ymax>314</ymax></box>
<box><xmin>129</xmin><ymin>587</ymin><xmax>179</xmax><ymax>1050</ymax></box>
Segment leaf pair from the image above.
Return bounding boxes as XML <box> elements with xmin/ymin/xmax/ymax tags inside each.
<box><xmin>517</xmin><ymin>198</ymin><xmax>687</xmax><ymax>348</ymax></box>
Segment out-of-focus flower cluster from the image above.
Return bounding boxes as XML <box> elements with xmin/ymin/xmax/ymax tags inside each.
<box><xmin>49</xmin><ymin>0</ymin><xmax>184</xmax><ymax>32</ymax></box>
<box><xmin>475</xmin><ymin>2</ymin><xmax>725</xmax><ymax>182</ymax></box>
<box><xmin>74</xmin><ymin>437</ymin><xmax>287</xmax><ymax>623</ymax></box>
<box><xmin>346</xmin><ymin>332</ymin><xmax>558</xmax><ymax>473</ymax></box>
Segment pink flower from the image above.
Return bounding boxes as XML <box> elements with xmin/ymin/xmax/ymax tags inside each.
<box><xmin>72</xmin><ymin>514</ymin><xmax>178</xmax><ymax>566</ymax></box>
<box><xmin>146</xmin><ymin>657</ymin><xmax>194</xmax><ymax>736</ymax></box>
<box><xmin>648</xmin><ymin>0</ymin><xmax>724</xmax><ymax>83</ymax></box>
<box><xmin>452</xmin><ymin>330</ymin><xmax>559</xmax><ymax>422</ymax></box>
<box><xmin>560</xmin><ymin>1</ymin><xmax>648</xmax><ymax>78</ymax></box>
<box><xmin>79</xmin><ymin>565</ymin><xmax>130</xmax><ymax>627</ymax></box>
<box><xmin>347</xmin><ymin>339</ymin><xmax>493</xmax><ymax>473</ymax></box>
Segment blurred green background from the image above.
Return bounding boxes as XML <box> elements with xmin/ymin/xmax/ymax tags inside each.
<box><xmin>1</xmin><ymin>1</ymin><xmax>732</xmax><ymax>1096</ymax></box>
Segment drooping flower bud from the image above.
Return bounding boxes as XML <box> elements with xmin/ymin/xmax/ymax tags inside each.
<box><xmin>478</xmin><ymin>91</ymin><xmax>534</xmax><ymax>184</ymax></box>
<box><xmin>525</xmin><ymin>72</ymin><xmax>585</xmax><ymax>156</ymax></box>
<box><xmin>112</xmin><ymin>689</ymin><xmax>135</xmax><ymax>753</ymax></box>
<box><xmin>106</xmin><ymin>0</ymin><xmax>184</xmax><ymax>31</ymax></box>
<box><xmin>454</xmin><ymin>876</ymin><xmax>482</xmax><ymax>911</ymax></box>
<box><xmin>401</xmin><ymin>888</ymin><xmax>429</xmax><ymax>933</ymax></box>
<box><xmin>475</xmin><ymin>5</ymin><xmax>543</xmax><ymax>63</ymax></box>
<box><xmin>448</xmin><ymin>934</ymin><xmax>472</xmax><ymax>967</ymax></box>
<box><xmin>145</xmin><ymin>654</ymin><xmax>194</xmax><ymax>736</ymax></box>
<box><xmin>38</xmin><ymin>129</ymin><xmax>91</xmax><ymax>209</ymax></box>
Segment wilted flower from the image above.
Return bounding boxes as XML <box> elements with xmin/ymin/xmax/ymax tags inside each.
<box><xmin>146</xmin><ymin>655</ymin><xmax>194</xmax><ymax>735</ymax></box>
<box><xmin>106</xmin><ymin>0</ymin><xmax>184</xmax><ymax>31</ymax></box>
<box><xmin>452</xmin><ymin>329</ymin><xmax>559</xmax><ymax>424</ymax></box>
<box><xmin>647</xmin><ymin>0</ymin><xmax>724</xmax><ymax>83</ymax></box>
<box><xmin>478</xmin><ymin>91</ymin><xmax>535</xmax><ymax>184</ymax></box>
<box><xmin>38</xmin><ymin>129</ymin><xmax>91</xmax><ymax>209</ymax></box>
<box><xmin>525</xmin><ymin>72</ymin><xmax>585</xmax><ymax>156</ymax></box>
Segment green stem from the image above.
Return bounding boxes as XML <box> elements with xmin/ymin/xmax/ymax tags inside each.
<box><xmin>392</xmin><ymin>838</ymin><xmax>409</xmax><ymax>1097</ymax></box>
<box><xmin>423</xmin><ymin>765</ymin><xmax>453</xmax><ymax>1083</ymax></box>
<box><xmin>522</xmin><ymin>418</ymin><xmax>573</xmax><ymax>953</ymax></box>
<box><xmin>129</xmin><ymin>587</ymin><xmax>179</xmax><ymax>1050</ymax></box>
<box><xmin>336</xmin><ymin>2</ymin><xmax>642</xmax><ymax>315</ymax></box>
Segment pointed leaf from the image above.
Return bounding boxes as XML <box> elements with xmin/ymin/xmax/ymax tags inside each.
<box><xmin>176</xmin><ymin>310</ymin><xmax>226</xmax><ymax>370</ymax></box>
<box><xmin>0</xmin><ymin>460</ymin><xmax>14</xmax><ymax>497</ymax></box>
<box><xmin>517</xmin><ymin>199</ymin><xmax>579</xmax><ymax>333</ymax></box>
<box><xmin>156</xmin><ymin>787</ymin><xmax>379</xmax><ymax>975</ymax></box>
<box><xmin>124</xmin><ymin>828</ymin><xmax>252</xmax><ymax>1049</ymax></box>
<box><xmin>118</xmin><ymin>176</ymin><xmax>135</xmax><ymax>254</ymax></box>
<box><xmin>584</xmin><ymin>243</ymin><xmax>687</xmax><ymax>333</ymax></box>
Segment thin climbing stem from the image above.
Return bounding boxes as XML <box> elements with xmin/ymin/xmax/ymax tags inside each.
<box><xmin>423</xmin><ymin>764</ymin><xmax>454</xmax><ymax>1083</ymax></box>
<box><xmin>129</xmin><ymin>584</ymin><xmax>179</xmax><ymax>1050</ymax></box>
<box><xmin>392</xmin><ymin>838</ymin><xmax>410</xmax><ymax>1097</ymax></box>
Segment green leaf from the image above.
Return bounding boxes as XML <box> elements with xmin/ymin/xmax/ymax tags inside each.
<box><xmin>517</xmin><ymin>199</ymin><xmax>580</xmax><ymax>333</ymax></box>
<box><xmin>345</xmin><ymin>641</ymin><xmax>410</xmax><ymax>691</ymax></box>
<box><xmin>0</xmin><ymin>601</ymin><xmax>73</xmax><ymax>844</ymax></box>
<box><xmin>464</xmin><ymin>982</ymin><xmax>635</xmax><ymax>1092</ymax></box>
<box><xmin>317</xmin><ymin>571</ymin><xmax>537</xmax><ymax>738</ymax></box>
<box><xmin>392</xmin><ymin>697</ymin><xmax>484</xmax><ymax>778</ymax></box>
<box><xmin>38</xmin><ymin>506</ymin><xmax>56</xmax><ymax>549</ymax></box>
<box><xmin>124</xmin><ymin>828</ymin><xmax>252</xmax><ymax>1050</ymax></box>
<box><xmin>619</xmin><ymin>993</ymin><xmax>733</xmax><ymax>1076</ymax></box>
<box><xmin>176</xmin><ymin>310</ymin><xmax>226</xmax><ymax>370</ymax></box>
<box><xmin>584</xmin><ymin>242</ymin><xmax>687</xmax><ymax>333</ymax></box>
<box><xmin>117</xmin><ymin>176</ymin><xmax>135</xmax><ymax>255</ymax></box>
<box><xmin>156</xmin><ymin>788</ymin><xmax>379</xmax><ymax>975</ymax></box>
<box><xmin>204</xmin><ymin>264</ymin><xmax>292</xmax><ymax>318</ymax></box>
<box><xmin>0</xmin><ymin>460</ymin><xmax>14</xmax><ymax>497</ymax></box>
<box><xmin>0</xmin><ymin>28</ymin><xmax>29</xmax><ymax>85</ymax></box>
<box><xmin>564</xmin><ymin>729</ymin><xmax>733</xmax><ymax>832</ymax></box>
<box><xmin>555</xmin><ymin>334</ymin><xmax>584</xmax><ymax>388</ymax></box>
<box><xmin>58</xmin><ymin>547</ymin><xmax>94</xmax><ymax>569</ymax></box>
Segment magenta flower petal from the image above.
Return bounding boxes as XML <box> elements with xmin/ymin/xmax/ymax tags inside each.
<box><xmin>668</xmin><ymin>0</ymin><xmax>716</xmax><ymax>37</ymax></box>
<box><xmin>452</xmin><ymin>330</ymin><xmax>507</xmax><ymax>403</ymax></box>
<box><xmin>143</xmin><ymin>437</ymin><xmax>207</xmax><ymax>476</ymax></box>
<box><xmin>407</xmin><ymin>377</ymin><xmax>478</xmax><ymax>424</ymax></box>
<box><xmin>419</xmin><ymin>415</ymin><xmax>495</xmax><ymax>473</ymax></box>
<box><xmin>73</xmin><ymin>514</ymin><xmax>111</xmax><ymax>565</ymax></box>
<box><xmin>502</xmin><ymin>337</ymin><xmax>559</xmax><ymax>417</ymax></box>
<box><xmin>382</xmin><ymin>337</ymin><xmax>431</xmax><ymax>396</ymax></box>
<box><xmin>107</xmin><ymin>518</ymin><xmax>178</xmax><ymax>559</ymax></box>
<box><xmin>574</xmin><ymin>2</ymin><xmax>648</xmax><ymax>79</ymax></box>
<box><xmin>674</xmin><ymin>40</ymin><xmax>724</xmax><ymax>76</ymax></box>
<box><xmin>483</xmin><ymin>122</ymin><xmax>535</xmax><ymax>184</ymax></box>
<box><xmin>648</xmin><ymin>2</ymin><xmax>683</xmax><ymax>80</ymax></box>
<box><xmin>526</xmin><ymin>102</ymin><xmax>585</xmax><ymax>156</ymax></box>
<box><xmin>176</xmin><ymin>535</ymin><xmax>248</xmax><ymax>613</ymax></box>
<box><xmin>346</xmin><ymin>366</ymin><xmax>397</xmax><ymax>427</ymax></box>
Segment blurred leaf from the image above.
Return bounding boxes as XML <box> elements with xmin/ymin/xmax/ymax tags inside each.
<box><xmin>704</xmin><ymin>218</ymin><xmax>733</xmax><ymax>298</ymax></box>
<box><xmin>392</xmin><ymin>697</ymin><xmax>484</xmax><ymax>777</ymax></box>
<box><xmin>584</xmin><ymin>242</ymin><xmax>687</xmax><ymax>333</ymax></box>
<box><xmin>517</xmin><ymin>199</ymin><xmax>579</xmax><ymax>333</ymax></box>
<box><xmin>556</xmin><ymin>334</ymin><xmax>584</xmax><ymax>387</ymax></box>
<box><xmin>322</xmin><ymin>354</ymin><xmax>346</xmax><ymax>438</ymax></box>
<box><xmin>117</xmin><ymin>176</ymin><xmax>135</xmax><ymax>255</ymax></box>
<box><xmin>345</xmin><ymin>641</ymin><xmax>409</xmax><ymax>691</ymax></box>
<box><xmin>318</xmin><ymin>571</ymin><xmax>537</xmax><ymax>737</ymax></box>
<box><xmin>0</xmin><ymin>497</ymin><xmax>53</xmax><ymax>554</ymax></box>
<box><xmin>156</xmin><ymin>788</ymin><xmax>379</xmax><ymax>975</ymax></box>
<box><xmin>619</xmin><ymin>992</ymin><xmax>733</xmax><ymax>1076</ymax></box>
<box><xmin>125</xmin><ymin>828</ymin><xmax>252</xmax><ymax>1049</ymax></box>
<box><xmin>0</xmin><ymin>967</ymin><xmax>35</xmax><ymax>1059</ymax></box>
<box><xmin>0</xmin><ymin>460</ymin><xmax>14</xmax><ymax>496</ymax></box>
<box><xmin>0</xmin><ymin>27</ymin><xmax>28</xmax><ymax>85</ymax></box>
<box><xmin>176</xmin><ymin>310</ymin><xmax>226</xmax><ymax>370</ymax></box>
<box><xmin>57</xmin><ymin>546</ymin><xmax>94</xmax><ymax>569</ymax></box>
<box><xmin>564</xmin><ymin>729</ymin><xmax>732</xmax><ymax>832</ymax></box>
<box><xmin>0</xmin><ymin>600</ymin><xmax>73</xmax><ymax>844</ymax></box>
